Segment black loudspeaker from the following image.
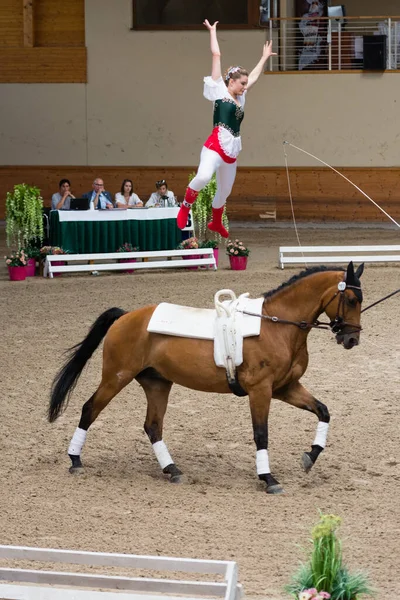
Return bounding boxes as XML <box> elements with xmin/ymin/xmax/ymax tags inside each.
<box><xmin>363</xmin><ymin>35</ymin><xmax>386</xmax><ymax>70</ymax></box>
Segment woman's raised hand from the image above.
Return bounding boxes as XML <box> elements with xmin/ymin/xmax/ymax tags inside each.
<box><xmin>203</xmin><ymin>19</ymin><xmax>219</xmax><ymax>31</ymax></box>
<box><xmin>262</xmin><ymin>40</ymin><xmax>277</xmax><ymax>60</ymax></box>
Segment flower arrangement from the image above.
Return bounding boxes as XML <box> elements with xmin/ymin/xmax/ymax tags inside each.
<box><xmin>286</xmin><ymin>514</ymin><xmax>372</xmax><ymax>600</ymax></box>
<box><xmin>6</xmin><ymin>183</ymin><xmax>44</xmax><ymax>248</ymax></box>
<box><xmin>188</xmin><ymin>173</ymin><xmax>228</xmax><ymax>242</ymax></box>
<box><xmin>5</xmin><ymin>248</ymin><xmax>27</xmax><ymax>267</ymax></box>
<box><xmin>40</xmin><ymin>246</ymin><xmax>69</xmax><ymax>257</ymax></box>
<box><xmin>299</xmin><ymin>588</ymin><xmax>330</xmax><ymax>600</ymax></box>
<box><xmin>199</xmin><ymin>239</ymin><xmax>219</xmax><ymax>249</ymax></box>
<box><xmin>23</xmin><ymin>243</ymin><xmax>41</xmax><ymax>260</ymax></box>
<box><xmin>117</xmin><ymin>242</ymin><xmax>140</xmax><ymax>253</ymax></box>
<box><xmin>178</xmin><ymin>236</ymin><xmax>199</xmax><ymax>250</ymax></box>
<box><xmin>226</xmin><ymin>239</ymin><xmax>250</xmax><ymax>257</ymax></box>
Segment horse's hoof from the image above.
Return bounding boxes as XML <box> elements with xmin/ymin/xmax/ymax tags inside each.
<box><xmin>170</xmin><ymin>474</ymin><xmax>182</xmax><ymax>484</ymax></box>
<box><xmin>69</xmin><ymin>466</ymin><xmax>84</xmax><ymax>475</ymax></box>
<box><xmin>301</xmin><ymin>452</ymin><xmax>313</xmax><ymax>473</ymax></box>
<box><xmin>266</xmin><ymin>484</ymin><xmax>284</xmax><ymax>494</ymax></box>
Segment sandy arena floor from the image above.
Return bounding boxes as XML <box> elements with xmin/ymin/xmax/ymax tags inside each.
<box><xmin>0</xmin><ymin>222</ymin><xmax>399</xmax><ymax>598</ymax></box>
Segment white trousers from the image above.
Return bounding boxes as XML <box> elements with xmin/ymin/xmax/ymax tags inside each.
<box><xmin>189</xmin><ymin>147</ymin><xmax>237</xmax><ymax>209</ymax></box>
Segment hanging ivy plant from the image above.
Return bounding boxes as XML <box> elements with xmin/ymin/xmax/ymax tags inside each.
<box><xmin>188</xmin><ymin>173</ymin><xmax>229</xmax><ymax>245</ymax></box>
<box><xmin>6</xmin><ymin>183</ymin><xmax>44</xmax><ymax>248</ymax></box>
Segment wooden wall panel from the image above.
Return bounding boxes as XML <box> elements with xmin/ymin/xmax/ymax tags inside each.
<box><xmin>1</xmin><ymin>166</ymin><xmax>399</xmax><ymax>223</ymax></box>
<box><xmin>0</xmin><ymin>47</ymin><xmax>87</xmax><ymax>82</ymax></box>
<box><xmin>34</xmin><ymin>0</ymin><xmax>85</xmax><ymax>47</ymax></box>
<box><xmin>0</xmin><ymin>0</ymin><xmax>23</xmax><ymax>47</ymax></box>
<box><xmin>0</xmin><ymin>0</ymin><xmax>86</xmax><ymax>82</ymax></box>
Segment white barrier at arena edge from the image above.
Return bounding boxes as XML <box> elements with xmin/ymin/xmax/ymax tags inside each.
<box><xmin>44</xmin><ymin>248</ymin><xmax>217</xmax><ymax>277</ymax></box>
<box><xmin>278</xmin><ymin>244</ymin><xmax>400</xmax><ymax>269</ymax></box>
<box><xmin>0</xmin><ymin>545</ymin><xmax>242</xmax><ymax>600</ymax></box>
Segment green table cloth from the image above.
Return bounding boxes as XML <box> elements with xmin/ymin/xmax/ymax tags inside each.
<box><xmin>50</xmin><ymin>208</ymin><xmax>183</xmax><ymax>253</ymax></box>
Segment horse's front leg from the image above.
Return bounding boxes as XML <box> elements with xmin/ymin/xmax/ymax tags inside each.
<box><xmin>274</xmin><ymin>381</ymin><xmax>330</xmax><ymax>473</ymax></box>
<box><xmin>249</xmin><ymin>388</ymin><xmax>284</xmax><ymax>495</ymax></box>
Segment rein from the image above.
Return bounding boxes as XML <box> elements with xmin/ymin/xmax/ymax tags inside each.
<box><xmin>361</xmin><ymin>288</ymin><xmax>400</xmax><ymax>313</ymax></box>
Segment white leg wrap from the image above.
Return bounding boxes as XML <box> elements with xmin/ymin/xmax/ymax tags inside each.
<box><xmin>256</xmin><ymin>449</ymin><xmax>270</xmax><ymax>475</ymax></box>
<box><xmin>152</xmin><ymin>440</ymin><xmax>173</xmax><ymax>470</ymax></box>
<box><xmin>313</xmin><ymin>421</ymin><xmax>329</xmax><ymax>448</ymax></box>
<box><xmin>68</xmin><ymin>427</ymin><xmax>87</xmax><ymax>456</ymax></box>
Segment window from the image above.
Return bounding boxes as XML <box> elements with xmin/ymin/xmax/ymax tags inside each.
<box><xmin>132</xmin><ymin>0</ymin><xmax>273</xmax><ymax>29</ymax></box>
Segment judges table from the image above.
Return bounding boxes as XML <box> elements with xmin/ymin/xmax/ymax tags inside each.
<box><xmin>49</xmin><ymin>208</ymin><xmax>184</xmax><ymax>253</ymax></box>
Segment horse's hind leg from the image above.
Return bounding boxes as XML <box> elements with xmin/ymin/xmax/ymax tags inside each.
<box><xmin>274</xmin><ymin>381</ymin><xmax>330</xmax><ymax>473</ymax></box>
<box><xmin>136</xmin><ymin>368</ymin><xmax>182</xmax><ymax>483</ymax></box>
<box><xmin>68</xmin><ymin>372</ymin><xmax>134</xmax><ymax>473</ymax></box>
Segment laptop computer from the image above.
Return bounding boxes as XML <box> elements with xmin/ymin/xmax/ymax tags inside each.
<box><xmin>70</xmin><ymin>197</ymin><xmax>89</xmax><ymax>211</ymax></box>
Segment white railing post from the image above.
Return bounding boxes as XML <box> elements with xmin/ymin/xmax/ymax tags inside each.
<box><xmin>282</xmin><ymin>19</ymin><xmax>286</xmax><ymax>71</ymax></box>
<box><xmin>338</xmin><ymin>21</ymin><xmax>341</xmax><ymax>70</ymax></box>
<box><xmin>328</xmin><ymin>19</ymin><xmax>332</xmax><ymax>71</ymax></box>
<box><xmin>395</xmin><ymin>21</ymin><xmax>398</xmax><ymax>69</ymax></box>
<box><xmin>269</xmin><ymin>19</ymin><xmax>273</xmax><ymax>71</ymax></box>
<box><xmin>387</xmin><ymin>18</ymin><xmax>392</xmax><ymax>69</ymax></box>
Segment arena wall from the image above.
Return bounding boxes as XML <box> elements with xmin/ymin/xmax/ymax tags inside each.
<box><xmin>0</xmin><ymin>0</ymin><xmax>399</xmax><ymax>221</ymax></box>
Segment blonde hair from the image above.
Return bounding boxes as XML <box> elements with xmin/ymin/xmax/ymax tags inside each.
<box><xmin>223</xmin><ymin>65</ymin><xmax>248</xmax><ymax>86</ymax></box>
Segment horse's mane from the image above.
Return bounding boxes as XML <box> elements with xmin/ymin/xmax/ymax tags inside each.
<box><xmin>263</xmin><ymin>265</ymin><xmax>345</xmax><ymax>298</ymax></box>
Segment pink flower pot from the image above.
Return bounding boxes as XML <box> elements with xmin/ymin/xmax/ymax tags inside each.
<box><xmin>8</xmin><ymin>266</ymin><xmax>26</xmax><ymax>281</ymax></box>
<box><xmin>118</xmin><ymin>258</ymin><xmax>137</xmax><ymax>274</ymax></box>
<box><xmin>25</xmin><ymin>258</ymin><xmax>36</xmax><ymax>277</ymax></box>
<box><xmin>213</xmin><ymin>248</ymin><xmax>219</xmax><ymax>267</ymax></box>
<box><xmin>183</xmin><ymin>254</ymin><xmax>202</xmax><ymax>270</ymax></box>
<box><xmin>52</xmin><ymin>260</ymin><xmax>66</xmax><ymax>277</ymax></box>
<box><xmin>229</xmin><ymin>255</ymin><xmax>248</xmax><ymax>271</ymax></box>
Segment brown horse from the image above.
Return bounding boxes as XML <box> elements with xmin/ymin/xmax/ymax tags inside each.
<box><xmin>48</xmin><ymin>261</ymin><xmax>364</xmax><ymax>494</ymax></box>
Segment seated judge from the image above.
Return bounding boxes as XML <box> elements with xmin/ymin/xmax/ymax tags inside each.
<box><xmin>115</xmin><ymin>179</ymin><xmax>143</xmax><ymax>208</ymax></box>
<box><xmin>83</xmin><ymin>178</ymin><xmax>113</xmax><ymax>209</ymax></box>
<box><xmin>145</xmin><ymin>179</ymin><xmax>177</xmax><ymax>208</ymax></box>
<box><xmin>51</xmin><ymin>178</ymin><xmax>75</xmax><ymax>210</ymax></box>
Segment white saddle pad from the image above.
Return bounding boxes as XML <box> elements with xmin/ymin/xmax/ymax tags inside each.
<box><xmin>148</xmin><ymin>292</ymin><xmax>263</xmax><ymax>371</ymax></box>
<box><xmin>147</xmin><ymin>296</ymin><xmax>263</xmax><ymax>341</ymax></box>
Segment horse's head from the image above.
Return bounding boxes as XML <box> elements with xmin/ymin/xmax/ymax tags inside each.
<box><xmin>323</xmin><ymin>262</ymin><xmax>364</xmax><ymax>349</ymax></box>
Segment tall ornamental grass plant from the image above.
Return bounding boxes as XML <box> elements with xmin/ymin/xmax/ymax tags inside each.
<box><xmin>287</xmin><ymin>514</ymin><xmax>373</xmax><ymax>600</ymax></box>
<box><xmin>188</xmin><ymin>173</ymin><xmax>228</xmax><ymax>243</ymax></box>
<box><xmin>6</xmin><ymin>183</ymin><xmax>44</xmax><ymax>247</ymax></box>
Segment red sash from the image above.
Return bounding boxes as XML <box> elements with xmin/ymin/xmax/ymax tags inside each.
<box><xmin>204</xmin><ymin>127</ymin><xmax>236</xmax><ymax>164</ymax></box>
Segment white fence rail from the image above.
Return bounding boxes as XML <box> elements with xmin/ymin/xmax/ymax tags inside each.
<box><xmin>263</xmin><ymin>16</ymin><xmax>400</xmax><ymax>72</ymax></box>
<box><xmin>278</xmin><ymin>244</ymin><xmax>400</xmax><ymax>268</ymax></box>
<box><xmin>44</xmin><ymin>248</ymin><xmax>217</xmax><ymax>277</ymax></box>
<box><xmin>0</xmin><ymin>545</ymin><xmax>242</xmax><ymax>600</ymax></box>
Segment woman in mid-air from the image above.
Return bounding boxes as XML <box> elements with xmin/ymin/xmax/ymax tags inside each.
<box><xmin>177</xmin><ymin>19</ymin><xmax>276</xmax><ymax>238</ymax></box>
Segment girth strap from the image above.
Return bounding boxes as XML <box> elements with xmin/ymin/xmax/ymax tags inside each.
<box><xmin>226</xmin><ymin>372</ymin><xmax>248</xmax><ymax>397</ymax></box>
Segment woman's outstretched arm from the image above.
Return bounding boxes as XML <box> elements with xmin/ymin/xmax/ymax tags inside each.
<box><xmin>247</xmin><ymin>40</ymin><xmax>277</xmax><ymax>90</ymax></box>
<box><xmin>204</xmin><ymin>19</ymin><xmax>221</xmax><ymax>81</ymax></box>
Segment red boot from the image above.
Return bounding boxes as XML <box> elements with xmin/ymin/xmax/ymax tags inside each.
<box><xmin>177</xmin><ymin>187</ymin><xmax>198</xmax><ymax>229</ymax></box>
<box><xmin>207</xmin><ymin>206</ymin><xmax>229</xmax><ymax>238</ymax></box>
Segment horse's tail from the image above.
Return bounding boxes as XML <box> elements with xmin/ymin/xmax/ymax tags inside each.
<box><xmin>48</xmin><ymin>307</ymin><xmax>126</xmax><ymax>423</ymax></box>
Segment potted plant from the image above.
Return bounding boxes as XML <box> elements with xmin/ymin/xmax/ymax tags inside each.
<box><xmin>6</xmin><ymin>184</ymin><xmax>44</xmax><ymax>248</ymax></box>
<box><xmin>189</xmin><ymin>173</ymin><xmax>229</xmax><ymax>241</ymax></box>
<box><xmin>177</xmin><ymin>236</ymin><xmax>201</xmax><ymax>270</ymax></box>
<box><xmin>5</xmin><ymin>249</ymin><xmax>28</xmax><ymax>281</ymax></box>
<box><xmin>199</xmin><ymin>239</ymin><xmax>220</xmax><ymax>266</ymax></box>
<box><xmin>286</xmin><ymin>514</ymin><xmax>373</xmax><ymax>600</ymax></box>
<box><xmin>116</xmin><ymin>242</ymin><xmax>140</xmax><ymax>274</ymax></box>
<box><xmin>40</xmin><ymin>246</ymin><xmax>69</xmax><ymax>277</ymax></box>
<box><xmin>23</xmin><ymin>243</ymin><xmax>41</xmax><ymax>277</ymax></box>
<box><xmin>226</xmin><ymin>239</ymin><xmax>250</xmax><ymax>270</ymax></box>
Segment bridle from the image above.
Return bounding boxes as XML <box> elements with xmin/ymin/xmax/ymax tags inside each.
<box><xmin>241</xmin><ymin>280</ymin><xmax>363</xmax><ymax>335</ymax></box>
